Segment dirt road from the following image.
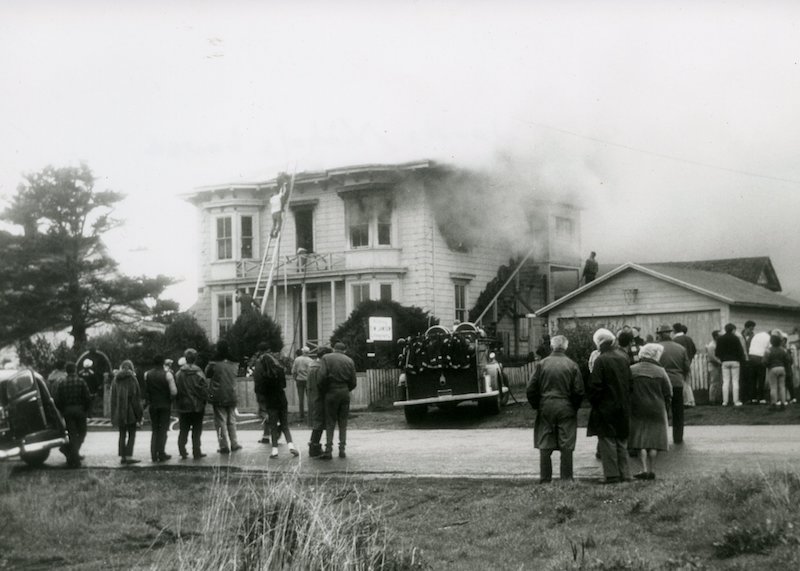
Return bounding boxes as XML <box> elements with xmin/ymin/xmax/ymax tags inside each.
<box><xmin>30</xmin><ymin>424</ymin><xmax>800</xmax><ymax>480</ymax></box>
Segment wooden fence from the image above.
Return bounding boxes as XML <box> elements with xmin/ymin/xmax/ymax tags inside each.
<box><xmin>234</xmin><ymin>356</ymin><xmax>714</xmax><ymax>413</ymax></box>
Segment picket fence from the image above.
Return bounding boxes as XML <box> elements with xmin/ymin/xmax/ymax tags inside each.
<box><xmin>234</xmin><ymin>355</ymin><xmax>714</xmax><ymax>413</ymax></box>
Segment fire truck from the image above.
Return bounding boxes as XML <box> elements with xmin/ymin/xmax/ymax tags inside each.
<box><xmin>393</xmin><ymin>322</ymin><xmax>509</xmax><ymax>424</ymax></box>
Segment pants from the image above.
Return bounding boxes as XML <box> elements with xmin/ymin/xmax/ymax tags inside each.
<box><xmin>671</xmin><ymin>385</ymin><xmax>684</xmax><ymax>444</ymax></box>
<box><xmin>767</xmin><ymin>366</ymin><xmax>787</xmax><ymax>405</ymax></box>
<box><xmin>149</xmin><ymin>406</ymin><xmax>171</xmax><ymax>461</ymax></box>
<box><xmin>539</xmin><ymin>449</ymin><xmax>573</xmax><ymax>482</ymax></box>
<box><xmin>118</xmin><ymin>423</ymin><xmax>137</xmax><ymax>457</ymax></box>
<box><xmin>296</xmin><ymin>380</ymin><xmax>307</xmax><ymax>417</ymax></box>
<box><xmin>63</xmin><ymin>411</ymin><xmax>87</xmax><ymax>466</ymax></box>
<box><xmin>213</xmin><ymin>405</ymin><xmax>239</xmax><ymax>450</ymax></box>
<box><xmin>597</xmin><ymin>436</ymin><xmax>631</xmax><ymax>481</ymax></box>
<box><xmin>721</xmin><ymin>361</ymin><xmax>740</xmax><ymax>405</ymax></box>
<box><xmin>178</xmin><ymin>411</ymin><xmax>204</xmax><ymax>455</ymax></box>
<box><xmin>310</xmin><ymin>428</ymin><xmax>324</xmax><ymax>446</ymax></box>
<box><xmin>267</xmin><ymin>406</ymin><xmax>293</xmax><ymax>445</ymax></box>
<box><xmin>324</xmin><ymin>386</ymin><xmax>351</xmax><ymax>450</ymax></box>
<box><xmin>747</xmin><ymin>356</ymin><xmax>766</xmax><ymax>401</ymax></box>
<box><xmin>257</xmin><ymin>398</ymin><xmax>270</xmax><ymax>437</ymax></box>
<box><xmin>708</xmin><ymin>365</ymin><xmax>722</xmax><ymax>404</ymax></box>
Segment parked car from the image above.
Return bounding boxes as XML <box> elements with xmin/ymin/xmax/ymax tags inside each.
<box><xmin>0</xmin><ymin>368</ymin><xmax>68</xmax><ymax>466</ymax></box>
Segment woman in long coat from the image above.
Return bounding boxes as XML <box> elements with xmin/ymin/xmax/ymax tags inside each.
<box><xmin>628</xmin><ymin>343</ymin><xmax>672</xmax><ymax>480</ymax></box>
<box><xmin>110</xmin><ymin>360</ymin><xmax>144</xmax><ymax>465</ymax></box>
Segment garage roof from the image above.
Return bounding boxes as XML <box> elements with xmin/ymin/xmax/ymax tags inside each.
<box><xmin>536</xmin><ymin>262</ymin><xmax>800</xmax><ymax>316</ymax></box>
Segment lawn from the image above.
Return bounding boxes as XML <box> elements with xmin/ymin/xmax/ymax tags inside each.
<box><xmin>2</xmin><ymin>465</ymin><xmax>799</xmax><ymax>570</ymax></box>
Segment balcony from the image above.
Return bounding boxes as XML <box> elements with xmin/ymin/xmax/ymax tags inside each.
<box><xmin>236</xmin><ymin>252</ymin><xmax>346</xmax><ymax>280</ymax></box>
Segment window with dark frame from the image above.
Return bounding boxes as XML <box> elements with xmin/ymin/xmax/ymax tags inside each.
<box><xmin>352</xmin><ymin>283</ymin><xmax>370</xmax><ymax>307</ymax></box>
<box><xmin>454</xmin><ymin>283</ymin><xmax>467</xmax><ymax>322</ymax></box>
<box><xmin>379</xmin><ymin>283</ymin><xmax>392</xmax><ymax>302</ymax></box>
<box><xmin>349</xmin><ymin>200</ymin><xmax>370</xmax><ymax>248</ymax></box>
<box><xmin>346</xmin><ymin>195</ymin><xmax>393</xmax><ymax>248</ymax></box>
<box><xmin>240</xmin><ymin>215</ymin><xmax>253</xmax><ymax>259</ymax></box>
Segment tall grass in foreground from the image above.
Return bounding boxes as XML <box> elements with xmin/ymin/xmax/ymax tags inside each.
<box><xmin>153</xmin><ymin>471</ymin><xmax>425</xmax><ymax>571</ymax></box>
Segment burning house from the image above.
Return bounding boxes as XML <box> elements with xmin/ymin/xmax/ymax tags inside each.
<box><xmin>185</xmin><ymin>160</ymin><xmax>582</xmax><ymax>357</ymax></box>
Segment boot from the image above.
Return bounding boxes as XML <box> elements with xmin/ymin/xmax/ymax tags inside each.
<box><xmin>338</xmin><ymin>444</ymin><xmax>346</xmax><ymax>459</ymax></box>
<box><xmin>318</xmin><ymin>445</ymin><xmax>333</xmax><ymax>460</ymax></box>
<box><xmin>560</xmin><ymin>450</ymin><xmax>574</xmax><ymax>481</ymax></box>
<box><xmin>308</xmin><ymin>442</ymin><xmax>323</xmax><ymax>458</ymax></box>
<box><xmin>539</xmin><ymin>451</ymin><xmax>553</xmax><ymax>483</ymax></box>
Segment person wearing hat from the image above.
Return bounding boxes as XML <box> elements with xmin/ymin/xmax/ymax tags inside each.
<box><xmin>656</xmin><ymin>324</ymin><xmax>691</xmax><ymax>444</ymax></box>
<box><xmin>316</xmin><ymin>341</ymin><xmax>357</xmax><ymax>460</ymax></box>
<box><xmin>671</xmin><ymin>323</ymin><xmax>697</xmax><ymax>408</ymax></box>
<box><xmin>291</xmin><ymin>346</ymin><xmax>314</xmax><ymax>421</ymax></box>
<box><xmin>526</xmin><ymin>335</ymin><xmax>584</xmax><ymax>482</ymax></box>
<box><xmin>587</xmin><ymin>328</ymin><xmax>632</xmax><ymax>484</ymax></box>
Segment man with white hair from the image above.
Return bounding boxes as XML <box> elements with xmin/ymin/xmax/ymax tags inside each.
<box><xmin>526</xmin><ymin>335</ymin><xmax>584</xmax><ymax>482</ymax></box>
<box><xmin>587</xmin><ymin>328</ymin><xmax>632</xmax><ymax>484</ymax></box>
<box><xmin>291</xmin><ymin>346</ymin><xmax>314</xmax><ymax>421</ymax></box>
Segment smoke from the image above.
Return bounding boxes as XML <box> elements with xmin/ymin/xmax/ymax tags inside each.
<box><xmin>421</xmin><ymin>139</ymin><xmax>603</xmax><ymax>256</ymax></box>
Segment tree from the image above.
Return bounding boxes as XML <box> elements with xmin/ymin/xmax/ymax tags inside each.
<box><xmin>330</xmin><ymin>300</ymin><xmax>438</xmax><ymax>371</ymax></box>
<box><xmin>164</xmin><ymin>313</ymin><xmax>212</xmax><ymax>367</ymax></box>
<box><xmin>225</xmin><ymin>311</ymin><xmax>283</xmax><ymax>363</ymax></box>
<box><xmin>0</xmin><ymin>164</ymin><xmax>174</xmax><ymax>351</ymax></box>
<box><xmin>16</xmin><ymin>334</ymin><xmax>74</xmax><ymax>377</ymax></box>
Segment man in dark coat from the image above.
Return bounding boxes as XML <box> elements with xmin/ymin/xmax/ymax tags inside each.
<box><xmin>582</xmin><ymin>251</ymin><xmax>598</xmax><ymax>284</ymax></box>
<box><xmin>317</xmin><ymin>342</ymin><xmax>357</xmax><ymax>460</ymax></box>
<box><xmin>144</xmin><ymin>354</ymin><xmax>177</xmax><ymax>462</ymax></box>
<box><xmin>174</xmin><ymin>348</ymin><xmax>208</xmax><ymax>459</ymax></box>
<box><xmin>306</xmin><ymin>346</ymin><xmax>331</xmax><ymax>457</ymax></box>
<box><xmin>54</xmin><ymin>362</ymin><xmax>93</xmax><ymax>468</ymax></box>
<box><xmin>526</xmin><ymin>335</ymin><xmax>584</xmax><ymax>482</ymax></box>
<box><xmin>587</xmin><ymin>328</ymin><xmax>632</xmax><ymax>484</ymax></box>
<box><xmin>657</xmin><ymin>324</ymin><xmax>691</xmax><ymax>444</ymax></box>
<box><xmin>671</xmin><ymin>323</ymin><xmax>697</xmax><ymax>407</ymax></box>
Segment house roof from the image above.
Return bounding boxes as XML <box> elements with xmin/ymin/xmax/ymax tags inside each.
<box><xmin>536</xmin><ymin>262</ymin><xmax>800</xmax><ymax>316</ymax></box>
<box><xmin>651</xmin><ymin>257</ymin><xmax>782</xmax><ymax>292</ymax></box>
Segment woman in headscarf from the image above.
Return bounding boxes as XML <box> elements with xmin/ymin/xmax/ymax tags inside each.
<box><xmin>110</xmin><ymin>359</ymin><xmax>144</xmax><ymax>465</ymax></box>
<box><xmin>628</xmin><ymin>343</ymin><xmax>672</xmax><ymax>480</ymax></box>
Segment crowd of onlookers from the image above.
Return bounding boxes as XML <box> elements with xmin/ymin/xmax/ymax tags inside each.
<box><xmin>526</xmin><ymin>320</ymin><xmax>798</xmax><ymax>484</ymax></box>
<box><xmin>44</xmin><ymin>341</ymin><xmax>357</xmax><ymax>469</ymax></box>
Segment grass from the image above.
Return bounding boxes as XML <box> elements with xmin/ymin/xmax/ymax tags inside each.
<box><xmin>2</xmin><ymin>467</ymin><xmax>800</xmax><ymax>570</ymax></box>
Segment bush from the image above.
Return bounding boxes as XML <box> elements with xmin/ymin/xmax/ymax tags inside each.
<box><xmin>224</xmin><ymin>311</ymin><xmax>283</xmax><ymax>363</ymax></box>
<box><xmin>331</xmin><ymin>300</ymin><xmax>438</xmax><ymax>371</ymax></box>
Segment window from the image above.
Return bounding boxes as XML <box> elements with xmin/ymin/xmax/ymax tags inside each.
<box><xmin>352</xmin><ymin>283</ymin><xmax>370</xmax><ymax>307</ymax></box>
<box><xmin>379</xmin><ymin>283</ymin><xmax>392</xmax><ymax>302</ymax></box>
<box><xmin>240</xmin><ymin>216</ymin><xmax>253</xmax><ymax>259</ymax></box>
<box><xmin>377</xmin><ymin>200</ymin><xmax>392</xmax><ymax>245</ymax></box>
<box><xmin>555</xmin><ymin>216</ymin><xmax>574</xmax><ymax>241</ymax></box>
<box><xmin>346</xmin><ymin>195</ymin><xmax>393</xmax><ymax>248</ymax></box>
<box><xmin>216</xmin><ymin>217</ymin><xmax>232</xmax><ymax>260</ymax></box>
<box><xmin>349</xmin><ymin>201</ymin><xmax>370</xmax><ymax>248</ymax></box>
<box><xmin>217</xmin><ymin>294</ymin><xmax>234</xmax><ymax>337</ymax></box>
<box><xmin>454</xmin><ymin>284</ymin><xmax>467</xmax><ymax>322</ymax></box>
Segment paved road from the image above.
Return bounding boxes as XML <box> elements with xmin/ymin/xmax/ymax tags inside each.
<box><xmin>23</xmin><ymin>424</ymin><xmax>800</xmax><ymax>480</ymax></box>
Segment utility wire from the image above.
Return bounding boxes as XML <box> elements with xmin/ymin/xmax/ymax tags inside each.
<box><xmin>525</xmin><ymin>121</ymin><xmax>800</xmax><ymax>186</ymax></box>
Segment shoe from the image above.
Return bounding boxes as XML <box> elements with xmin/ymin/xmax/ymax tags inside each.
<box><xmin>259</xmin><ymin>437</ymin><xmax>270</xmax><ymax>444</ymax></box>
<box><xmin>734</xmin><ymin>402</ymin><xmax>743</xmax><ymax>407</ymax></box>
<box><xmin>270</xmin><ymin>449</ymin><xmax>279</xmax><ymax>459</ymax></box>
<box><xmin>308</xmin><ymin>443</ymin><xmax>322</xmax><ymax>458</ymax></box>
<box><xmin>193</xmin><ymin>452</ymin><xmax>207</xmax><ymax>459</ymax></box>
<box><xmin>646</xmin><ymin>472</ymin><xmax>656</xmax><ymax>480</ymax></box>
<box><xmin>759</xmin><ymin>399</ymin><xmax>767</xmax><ymax>404</ymax></box>
<box><xmin>634</xmin><ymin>472</ymin><xmax>649</xmax><ymax>480</ymax></box>
<box><xmin>338</xmin><ymin>449</ymin><xmax>346</xmax><ymax>459</ymax></box>
<box><xmin>158</xmin><ymin>454</ymin><xmax>172</xmax><ymax>462</ymax></box>
<box><xmin>120</xmin><ymin>457</ymin><xmax>127</xmax><ymax>465</ymax></box>
<box><xmin>218</xmin><ymin>448</ymin><xmax>230</xmax><ymax>454</ymax></box>
<box><xmin>126</xmin><ymin>458</ymin><xmax>141</xmax><ymax>465</ymax></box>
<box><xmin>231</xmin><ymin>444</ymin><xmax>243</xmax><ymax>452</ymax></box>
<box><xmin>179</xmin><ymin>451</ymin><xmax>189</xmax><ymax>460</ymax></box>
<box><xmin>318</xmin><ymin>451</ymin><xmax>332</xmax><ymax>460</ymax></box>
<box><xmin>791</xmin><ymin>399</ymin><xmax>797</xmax><ymax>404</ymax></box>
<box><xmin>290</xmin><ymin>447</ymin><xmax>300</xmax><ymax>457</ymax></box>
<box><xmin>603</xmin><ymin>477</ymin><xmax>622</xmax><ymax>485</ymax></box>
<box><xmin>722</xmin><ymin>402</ymin><xmax>729</xmax><ymax>407</ymax></box>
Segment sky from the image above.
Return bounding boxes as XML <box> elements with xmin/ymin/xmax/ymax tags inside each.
<box><xmin>2</xmin><ymin>0</ymin><xmax>800</xmax><ymax>309</ymax></box>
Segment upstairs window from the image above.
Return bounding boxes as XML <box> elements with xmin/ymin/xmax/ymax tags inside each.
<box><xmin>352</xmin><ymin>283</ymin><xmax>370</xmax><ymax>307</ymax></box>
<box><xmin>240</xmin><ymin>216</ymin><xmax>254</xmax><ymax>259</ymax></box>
<box><xmin>379</xmin><ymin>283</ymin><xmax>393</xmax><ymax>302</ymax></box>
<box><xmin>346</xmin><ymin>194</ymin><xmax>393</xmax><ymax>248</ymax></box>
<box><xmin>555</xmin><ymin>216</ymin><xmax>574</xmax><ymax>241</ymax></box>
<box><xmin>216</xmin><ymin>217</ymin><xmax>233</xmax><ymax>260</ymax></box>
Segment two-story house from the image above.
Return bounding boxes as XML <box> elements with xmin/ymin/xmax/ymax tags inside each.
<box><xmin>185</xmin><ymin>160</ymin><xmax>582</xmax><ymax>357</ymax></box>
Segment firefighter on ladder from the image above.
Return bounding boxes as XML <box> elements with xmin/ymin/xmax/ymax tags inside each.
<box><xmin>270</xmin><ymin>173</ymin><xmax>291</xmax><ymax>238</ymax></box>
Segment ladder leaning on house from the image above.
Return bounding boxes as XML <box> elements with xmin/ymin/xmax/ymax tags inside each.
<box><xmin>253</xmin><ymin>172</ymin><xmax>296</xmax><ymax>314</ymax></box>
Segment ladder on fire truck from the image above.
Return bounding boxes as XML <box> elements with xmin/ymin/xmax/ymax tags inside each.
<box><xmin>253</xmin><ymin>172</ymin><xmax>296</xmax><ymax>314</ymax></box>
